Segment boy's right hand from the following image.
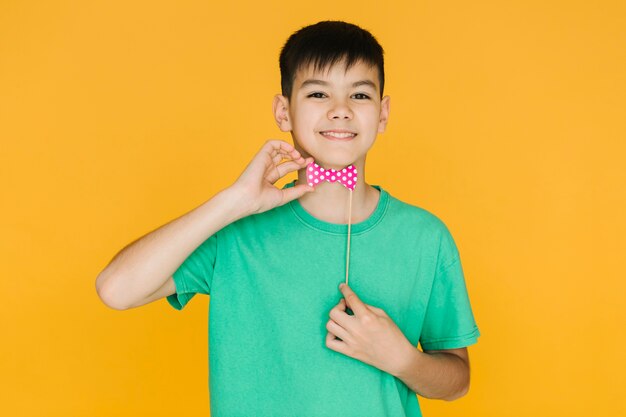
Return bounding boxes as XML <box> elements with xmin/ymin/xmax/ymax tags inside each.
<box><xmin>230</xmin><ymin>140</ymin><xmax>315</xmax><ymax>215</ymax></box>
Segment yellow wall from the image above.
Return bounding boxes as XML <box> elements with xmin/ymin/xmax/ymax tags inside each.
<box><xmin>1</xmin><ymin>1</ymin><xmax>624</xmax><ymax>415</ymax></box>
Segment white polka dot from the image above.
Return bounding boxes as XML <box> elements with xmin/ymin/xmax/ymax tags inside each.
<box><xmin>348</xmin><ymin>172</ymin><xmax>352</xmax><ymax>177</ymax></box>
<box><xmin>320</xmin><ymin>176</ymin><xmax>325</xmax><ymax>180</ymax></box>
<box><xmin>314</xmin><ymin>171</ymin><xmax>319</xmax><ymax>176</ymax></box>
<box><xmin>320</xmin><ymin>168</ymin><xmax>324</xmax><ymax>172</ymax></box>
<box><xmin>331</xmin><ymin>176</ymin><xmax>336</xmax><ymax>180</ymax></box>
<box><xmin>342</xmin><ymin>176</ymin><xmax>347</xmax><ymax>181</ymax></box>
<box><xmin>342</xmin><ymin>169</ymin><xmax>347</xmax><ymax>173</ymax></box>
<box><xmin>308</xmin><ymin>175</ymin><xmax>313</xmax><ymax>179</ymax></box>
<box><xmin>308</xmin><ymin>167</ymin><xmax>313</xmax><ymax>171</ymax></box>
<box><xmin>308</xmin><ymin>182</ymin><xmax>313</xmax><ymax>186</ymax></box>
<box><xmin>348</xmin><ymin>180</ymin><xmax>352</xmax><ymax>184</ymax></box>
<box><xmin>314</xmin><ymin>179</ymin><xmax>319</xmax><ymax>183</ymax></box>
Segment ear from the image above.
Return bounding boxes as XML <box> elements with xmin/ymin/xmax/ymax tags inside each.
<box><xmin>273</xmin><ymin>94</ymin><xmax>292</xmax><ymax>132</ymax></box>
<box><xmin>377</xmin><ymin>95</ymin><xmax>390</xmax><ymax>134</ymax></box>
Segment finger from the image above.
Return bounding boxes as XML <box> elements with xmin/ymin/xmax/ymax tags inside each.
<box><xmin>328</xmin><ymin>304</ymin><xmax>343</xmax><ymax>321</ymax></box>
<box><xmin>278</xmin><ymin>183</ymin><xmax>315</xmax><ymax>205</ymax></box>
<box><xmin>269</xmin><ymin>150</ymin><xmax>308</xmax><ymax>174</ymax></box>
<box><xmin>262</xmin><ymin>142</ymin><xmax>292</xmax><ymax>166</ymax></box>
<box><xmin>325</xmin><ymin>330</ymin><xmax>349</xmax><ymax>354</ymax></box>
<box><xmin>339</xmin><ymin>283</ymin><xmax>368</xmax><ymax>317</ymax></box>
<box><xmin>265</xmin><ymin>162</ymin><xmax>288</xmax><ymax>184</ymax></box>
<box><xmin>245</xmin><ymin>143</ymin><xmax>289</xmax><ymax>178</ymax></box>
<box><xmin>265</xmin><ymin>157</ymin><xmax>310</xmax><ymax>184</ymax></box>
<box><xmin>270</xmin><ymin>150</ymin><xmax>293</xmax><ymax>166</ymax></box>
<box><xmin>328</xmin><ymin>299</ymin><xmax>355</xmax><ymax>330</ymax></box>
<box><xmin>264</xmin><ymin>152</ymin><xmax>307</xmax><ymax>183</ymax></box>
<box><xmin>329</xmin><ymin>300</ymin><xmax>348</xmax><ymax>321</ymax></box>
<box><xmin>266</xmin><ymin>141</ymin><xmax>309</xmax><ymax>165</ymax></box>
<box><xmin>264</xmin><ymin>140</ymin><xmax>309</xmax><ymax>166</ymax></box>
<box><xmin>269</xmin><ymin>151</ymin><xmax>303</xmax><ymax>171</ymax></box>
<box><xmin>271</xmin><ymin>152</ymin><xmax>284</xmax><ymax>165</ymax></box>
<box><xmin>284</xmin><ymin>147</ymin><xmax>305</xmax><ymax>163</ymax></box>
<box><xmin>277</xmin><ymin>141</ymin><xmax>306</xmax><ymax>162</ymax></box>
<box><xmin>269</xmin><ymin>145</ymin><xmax>300</xmax><ymax>160</ymax></box>
<box><xmin>263</xmin><ymin>139</ymin><xmax>294</xmax><ymax>155</ymax></box>
<box><xmin>273</xmin><ymin>160</ymin><xmax>309</xmax><ymax>180</ymax></box>
<box><xmin>326</xmin><ymin>319</ymin><xmax>351</xmax><ymax>343</ymax></box>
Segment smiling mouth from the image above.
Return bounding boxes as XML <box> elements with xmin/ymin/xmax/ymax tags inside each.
<box><xmin>319</xmin><ymin>131</ymin><xmax>357</xmax><ymax>140</ymax></box>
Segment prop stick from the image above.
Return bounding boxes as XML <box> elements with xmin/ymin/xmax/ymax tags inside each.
<box><xmin>345</xmin><ymin>189</ymin><xmax>352</xmax><ymax>285</ymax></box>
<box><xmin>305</xmin><ymin>161</ymin><xmax>358</xmax><ymax>318</ymax></box>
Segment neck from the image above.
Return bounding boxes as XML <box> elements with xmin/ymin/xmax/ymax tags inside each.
<box><xmin>295</xmin><ymin>160</ymin><xmax>380</xmax><ymax>224</ymax></box>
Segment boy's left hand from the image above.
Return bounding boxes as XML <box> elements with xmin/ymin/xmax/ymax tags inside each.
<box><xmin>325</xmin><ymin>283</ymin><xmax>415</xmax><ymax>376</ymax></box>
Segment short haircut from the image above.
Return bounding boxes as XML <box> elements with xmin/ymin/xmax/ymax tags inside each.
<box><xmin>279</xmin><ymin>20</ymin><xmax>385</xmax><ymax>101</ymax></box>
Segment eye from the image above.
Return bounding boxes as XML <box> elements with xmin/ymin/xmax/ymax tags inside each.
<box><xmin>307</xmin><ymin>92</ymin><xmax>327</xmax><ymax>98</ymax></box>
<box><xmin>352</xmin><ymin>93</ymin><xmax>370</xmax><ymax>100</ymax></box>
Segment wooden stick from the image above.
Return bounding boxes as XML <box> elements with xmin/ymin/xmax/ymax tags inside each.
<box><xmin>345</xmin><ymin>189</ymin><xmax>352</xmax><ymax>285</ymax></box>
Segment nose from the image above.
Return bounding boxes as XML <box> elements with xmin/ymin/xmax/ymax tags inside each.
<box><xmin>327</xmin><ymin>98</ymin><xmax>353</xmax><ymax>120</ymax></box>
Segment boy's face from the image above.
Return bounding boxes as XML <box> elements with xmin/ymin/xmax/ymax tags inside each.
<box><xmin>273</xmin><ymin>58</ymin><xmax>390</xmax><ymax>170</ymax></box>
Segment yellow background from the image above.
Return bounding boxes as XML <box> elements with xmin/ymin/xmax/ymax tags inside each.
<box><xmin>1</xmin><ymin>1</ymin><xmax>624</xmax><ymax>415</ymax></box>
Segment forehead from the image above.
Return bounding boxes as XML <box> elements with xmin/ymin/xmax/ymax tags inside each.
<box><xmin>293</xmin><ymin>59</ymin><xmax>380</xmax><ymax>90</ymax></box>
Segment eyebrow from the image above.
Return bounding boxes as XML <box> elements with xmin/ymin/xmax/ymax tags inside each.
<box><xmin>300</xmin><ymin>79</ymin><xmax>377</xmax><ymax>90</ymax></box>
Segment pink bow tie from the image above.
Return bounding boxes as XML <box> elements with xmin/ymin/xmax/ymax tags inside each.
<box><xmin>306</xmin><ymin>162</ymin><xmax>358</xmax><ymax>191</ymax></box>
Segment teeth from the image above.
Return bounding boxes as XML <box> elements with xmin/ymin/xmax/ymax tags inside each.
<box><xmin>321</xmin><ymin>131</ymin><xmax>356</xmax><ymax>138</ymax></box>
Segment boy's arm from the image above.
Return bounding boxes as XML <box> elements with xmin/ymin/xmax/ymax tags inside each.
<box><xmin>395</xmin><ymin>347</ymin><xmax>471</xmax><ymax>401</ymax></box>
<box><xmin>327</xmin><ymin>285</ymin><xmax>472</xmax><ymax>401</ymax></box>
<box><xmin>95</xmin><ymin>187</ymin><xmax>251</xmax><ymax>310</ymax></box>
<box><xmin>95</xmin><ymin>140</ymin><xmax>314</xmax><ymax>310</ymax></box>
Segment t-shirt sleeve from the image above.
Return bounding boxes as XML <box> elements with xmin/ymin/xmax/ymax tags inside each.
<box><xmin>166</xmin><ymin>232</ymin><xmax>218</xmax><ymax>310</ymax></box>
<box><xmin>419</xmin><ymin>224</ymin><xmax>481</xmax><ymax>350</ymax></box>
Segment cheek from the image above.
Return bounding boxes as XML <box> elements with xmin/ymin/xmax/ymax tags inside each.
<box><xmin>292</xmin><ymin>114</ymin><xmax>319</xmax><ymax>133</ymax></box>
<box><xmin>358</xmin><ymin>110</ymin><xmax>382</xmax><ymax>131</ymax></box>
<box><xmin>291</xmin><ymin>107</ymin><xmax>309</xmax><ymax>121</ymax></box>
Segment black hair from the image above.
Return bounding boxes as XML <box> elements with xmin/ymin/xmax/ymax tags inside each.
<box><xmin>279</xmin><ymin>20</ymin><xmax>385</xmax><ymax>101</ymax></box>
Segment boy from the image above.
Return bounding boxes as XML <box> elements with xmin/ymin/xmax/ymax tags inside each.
<box><xmin>96</xmin><ymin>20</ymin><xmax>480</xmax><ymax>416</ymax></box>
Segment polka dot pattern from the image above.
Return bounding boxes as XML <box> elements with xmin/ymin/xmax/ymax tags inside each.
<box><xmin>306</xmin><ymin>162</ymin><xmax>358</xmax><ymax>191</ymax></box>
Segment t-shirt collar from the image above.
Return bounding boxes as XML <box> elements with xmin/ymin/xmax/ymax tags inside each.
<box><xmin>283</xmin><ymin>179</ymin><xmax>389</xmax><ymax>235</ymax></box>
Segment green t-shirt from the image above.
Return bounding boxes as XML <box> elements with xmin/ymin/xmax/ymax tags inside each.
<box><xmin>167</xmin><ymin>180</ymin><xmax>480</xmax><ymax>416</ymax></box>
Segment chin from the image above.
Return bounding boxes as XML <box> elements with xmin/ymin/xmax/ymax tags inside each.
<box><xmin>312</xmin><ymin>156</ymin><xmax>359</xmax><ymax>170</ymax></box>
<box><xmin>294</xmin><ymin>140</ymin><xmax>364</xmax><ymax>168</ymax></box>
